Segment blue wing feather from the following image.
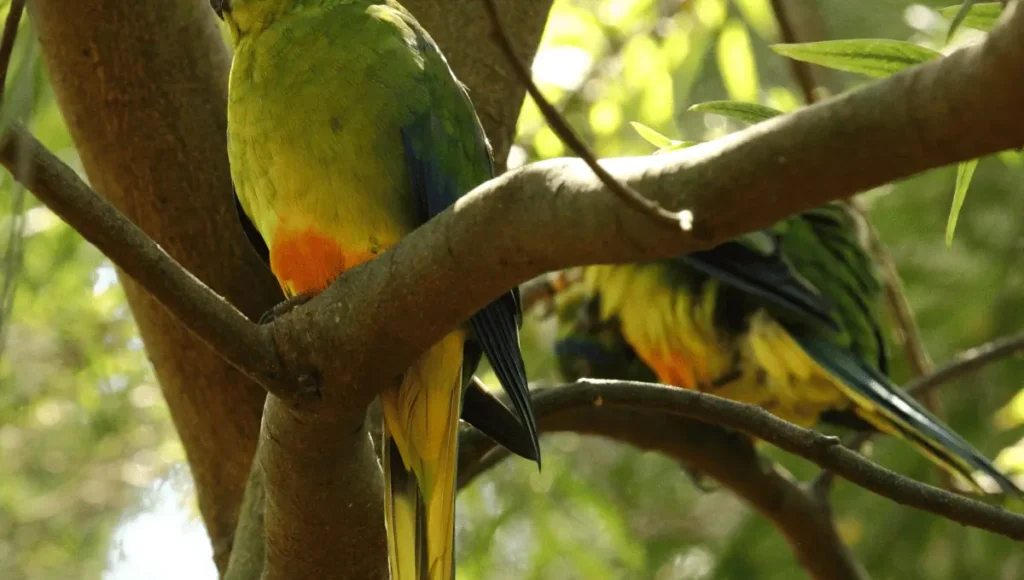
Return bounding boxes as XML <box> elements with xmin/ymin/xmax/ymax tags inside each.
<box><xmin>401</xmin><ymin>115</ymin><xmax>540</xmax><ymax>465</ymax></box>
<box><xmin>678</xmin><ymin>237</ymin><xmax>838</xmax><ymax>331</ymax></box>
<box><xmin>679</xmin><ymin>217</ymin><xmax>1018</xmax><ymax>495</ymax></box>
<box><xmin>794</xmin><ymin>336</ymin><xmax>1021</xmax><ymax>495</ymax></box>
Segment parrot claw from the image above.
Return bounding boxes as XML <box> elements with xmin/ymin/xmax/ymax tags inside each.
<box><xmin>259</xmin><ymin>292</ymin><xmax>316</xmax><ymax>325</ymax></box>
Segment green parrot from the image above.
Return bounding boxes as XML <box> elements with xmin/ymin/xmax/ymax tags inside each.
<box><xmin>556</xmin><ymin>203</ymin><xmax>1020</xmax><ymax>495</ymax></box>
<box><xmin>216</xmin><ymin>1</ymin><xmax>541</xmax><ymax>577</ymax></box>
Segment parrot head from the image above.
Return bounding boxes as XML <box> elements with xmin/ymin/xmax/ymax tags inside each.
<box><xmin>211</xmin><ymin>0</ymin><xmax>296</xmax><ymax>42</ymax></box>
<box><xmin>553</xmin><ymin>283</ymin><xmax>657</xmax><ymax>383</ymax></box>
<box><xmin>210</xmin><ymin>0</ymin><xmax>229</xmax><ymax>19</ymax></box>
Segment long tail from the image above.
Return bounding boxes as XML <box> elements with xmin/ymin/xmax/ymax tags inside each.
<box><xmin>797</xmin><ymin>336</ymin><xmax>1022</xmax><ymax>496</ymax></box>
<box><xmin>381</xmin><ymin>331</ymin><xmax>465</xmax><ymax>580</ymax></box>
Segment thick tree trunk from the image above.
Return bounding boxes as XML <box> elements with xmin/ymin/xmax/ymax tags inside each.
<box><xmin>28</xmin><ymin>0</ymin><xmax>553</xmax><ymax>575</ymax></box>
<box><xmin>403</xmin><ymin>0</ymin><xmax>552</xmax><ymax>169</ymax></box>
<box><xmin>28</xmin><ymin>0</ymin><xmax>278</xmax><ymax>571</ymax></box>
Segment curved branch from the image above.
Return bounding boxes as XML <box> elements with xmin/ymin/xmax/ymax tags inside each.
<box><xmin>770</xmin><ymin>0</ymin><xmax>820</xmax><ymax>103</ymax></box>
<box><xmin>268</xmin><ymin>0</ymin><xmax>1024</xmax><ymax>414</ymax></box>
<box><xmin>458</xmin><ymin>397</ymin><xmax>869</xmax><ymax>580</ymax></box>
<box><xmin>4</xmin><ymin>4</ymin><xmax>1024</xmax><ymax>415</ymax></box>
<box><xmin>462</xmin><ymin>381</ymin><xmax>1024</xmax><ymax>540</ymax></box>
<box><xmin>0</xmin><ymin>126</ymin><xmax>287</xmax><ymax>394</ymax></box>
<box><xmin>0</xmin><ymin>0</ymin><xmax>25</xmax><ymax>95</ymax></box>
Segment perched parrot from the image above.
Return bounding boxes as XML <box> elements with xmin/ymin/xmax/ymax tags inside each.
<box><xmin>216</xmin><ymin>1</ymin><xmax>541</xmax><ymax>578</ymax></box>
<box><xmin>555</xmin><ymin>203</ymin><xmax>1020</xmax><ymax>495</ymax></box>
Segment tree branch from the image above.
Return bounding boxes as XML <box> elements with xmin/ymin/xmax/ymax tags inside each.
<box><xmin>26</xmin><ymin>1</ymin><xmax>278</xmax><ymax>571</ymax></box>
<box><xmin>6</xmin><ymin>1</ymin><xmax>1024</xmax><ymax>410</ymax></box>
<box><xmin>0</xmin><ymin>0</ymin><xmax>25</xmax><ymax>95</ymax></box>
<box><xmin>770</xmin><ymin>0</ymin><xmax>819</xmax><ymax>103</ymax></box>
<box><xmin>5</xmin><ymin>4</ymin><xmax>1024</xmax><ymax>576</ymax></box>
<box><xmin>811</xmin><ymin>328</ymin><xmax>1024</xmax><ymax>500</ymax></box>
<box><xmin>266</xmin><ymin>0</ymin><xmax>1024</xmax><ymax>414</ymax></box>
<box><xmin>0</xmin><ymin>125</ymin><xmax>289</xmax><ymax>395</ymax></box>
<box><xmin>463</xmin><ymin>381</ymin><xmax>1024</xmax><ymax>540</ymax></box>
<box><xmin>482</xmin><ymin>0</ymin><xmax>688</xmax><ymax>228</ymax></box>
<box><xmin>906</xmin><ymin>330</ymin><xmax>1024</xmax><ymax>399</ymax></box>
<box><xmin>458</xmin><ymin>391</ymin><xmax>870</xmax><ymax>580</ymax></box>
<box><xmin>770</xmin><ymin>0</ymin><xmax>941</xmax><ymax>494</ymax></box>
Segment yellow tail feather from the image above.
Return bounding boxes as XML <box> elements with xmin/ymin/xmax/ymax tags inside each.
<box><xmin>382</xmin><ymin>331</ymin><xmax>465</xmax><ymax>580</ymax></box>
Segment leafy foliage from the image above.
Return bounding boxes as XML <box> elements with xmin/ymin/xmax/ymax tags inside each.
<box><xmin>687</xmin><ymin>100</ymin><xmax>782</xmax><ymax>124</ymax></box>
<box><xmin>940</xmin><ymin>1</ymin><xmax>1004</xmax><ymax>37</ymax></box>
<box><xmin>946</xmin><ymin>158</ymin><xmax>979</xmax><ymax>247</ymax></box>
<box><xmin>770</xmin><ymin>39</ymin><xmax>941</xmax><ymax>78</ymax></box>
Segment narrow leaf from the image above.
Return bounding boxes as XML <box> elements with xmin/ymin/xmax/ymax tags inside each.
<box><xmin>688</xmin><ymin>100</ymin><xmax>783</xmax><ymax>124</ymax></box>
<box><xmin>946</xmin><ymin>158</ymin><xmax>979</xmax><ymax>247</ymax></box>
<box><xmin>655</xmin><ymin>141</ymin><xmax>699</xmax><ymax>155</ymax></box>
<box><xmin>771</xmin><ymin>40</ymin><xmax>942</xmax><ymax>79</ymax></box>
<box><xmin>939</xmin><ymin>2</ymin><xmax>1003</xmax><ymax>36</ymax></box>
<box><xmin>629</xmin><ymin>121</ymin><xmax>675</xmax><ymax>149</ymax></box>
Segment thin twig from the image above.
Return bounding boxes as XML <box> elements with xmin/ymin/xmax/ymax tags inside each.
<box><xmin>0</xmin><ymin>182</ymin><xmax>25</xmax><ymax>361</ymax></box>
<box><xmin>906</xmin><ymin>331</ymin><xmax>1024</xmax><ymax>398</ymax></box>
<box><xmin>0</xmin><ymin>0</ymin><xmax>30</xmax><ymax>361</ymax></box>
<box><xmin>518</xmin><ymin>275</ymin><xmax>558</xmax><ymax>315</ymax></box>
<box><xmin>770</xmin><ymin>0</ymin><xmax>819</xmax><ymax>104</ymax></box>
<box><xmin>0</xmin><ymin>0</ymin><xmax>26</xmax><ymax>99</ymax></box>
<box><xmin>464</xmin><ymin>380</ymin><xmax>1024</xmax><ymax>540</ymax></box>
<box><xmin>867</xmin><ymin>219</ymin><xmax>936</xmax><ymax>378</ymax></box>
<box><xmin>480</xmin><ymin>0</ymin><xmax>688</xmax><ymax>230</ymax></box>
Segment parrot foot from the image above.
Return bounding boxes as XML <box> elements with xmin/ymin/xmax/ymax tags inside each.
<box><xmin>259</xmin><ymin>292</ymin><xmax>316</xmax><ymax>325</ymax></box>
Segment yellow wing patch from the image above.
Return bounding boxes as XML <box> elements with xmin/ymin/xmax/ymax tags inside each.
<box><xmin>381</xmin><ymin>330</ymin><xmax>466</xmax><ymax>580</ymax></box>
<box><xmin>584</xmin><ymin>264</ymin><xmax>850</xmax><ymax>428</ymax></box>
<box><xmin>741</xmin><ymin>312</ymin><xmax>850</xmax><ymax>426</ymax></box>
<box><xmin>584</xmin><ymin>264</ymin><xmax>730</xmax><ymax>388</ymax></box>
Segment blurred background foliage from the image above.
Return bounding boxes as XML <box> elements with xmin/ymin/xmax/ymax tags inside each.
<box><xmin>1</xmin><ymin>0</ymin><xmax>1021</xmax><ymax>579</ymax></box>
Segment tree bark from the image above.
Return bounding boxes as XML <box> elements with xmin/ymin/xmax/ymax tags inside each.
<box><xmin>28</xmin><ymin>0</ymin><xmax>277</xmax><ymax>571</ymax></box>
<box><xmin>28</xmin><ymin>0</ymin><xmax>554</xmax><ymax>575</ymax></box>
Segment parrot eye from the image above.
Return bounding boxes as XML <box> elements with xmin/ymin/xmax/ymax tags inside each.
<box><xmin>211</xmin><ymin>0</ymin><xmax>230</xmax><ymax>19</ymax></box>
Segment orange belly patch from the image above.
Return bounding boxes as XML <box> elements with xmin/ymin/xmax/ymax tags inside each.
<box><xmin>270</xmin><ymin>228</ymin><xmax>375</xmax><ymax>297</ymax></box>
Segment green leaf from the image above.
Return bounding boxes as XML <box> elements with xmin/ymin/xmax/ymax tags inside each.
<box><xmin>655</xmin><ymin>141</ymin><xmax>699</xmax><ymax>154</ymax></box>
<box><xmin>939</xmin><ymin>2</ymin><xmax>1003</xmax><ymax>37</ymax></box>
<box><xmin>771</xmin><ymin>40</ymin><xmax>942</xmax><ymax>79</ymax></box>
<box><xmin>945</xmin><ymin>158</ymin><xmax>979</xmax><ymax>247</ymax></box>
<box><xmin>628</xmin><ymin>121</ymin><xmax>697</xmax><ymax>154</ymax></box>
<box><xmin>629</xmin><ymin>121</ymin><xmax>675</xmax><ymax>149</ymax></box>
<box><xmin>688</xmin><ymin>100</ymin><xmax>783</xmax><ymax>124</ymax></box>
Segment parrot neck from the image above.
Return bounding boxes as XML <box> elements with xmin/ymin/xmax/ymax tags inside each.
<box><xmin>223</xmin><ymin>0</ymin><xmax>374</xmax><ymax>42</ymax></box>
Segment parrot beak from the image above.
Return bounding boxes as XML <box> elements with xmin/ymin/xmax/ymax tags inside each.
<box><xmin>211</xmin><ymin>0</ymin><xmax>230</xmax><ymax>19</ymax></box>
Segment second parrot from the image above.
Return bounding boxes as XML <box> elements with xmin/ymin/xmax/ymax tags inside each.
<box><xmin>555</xmin><ymin>203</ymin><xmax>1020</xmax><ymax>495</ymax></box>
